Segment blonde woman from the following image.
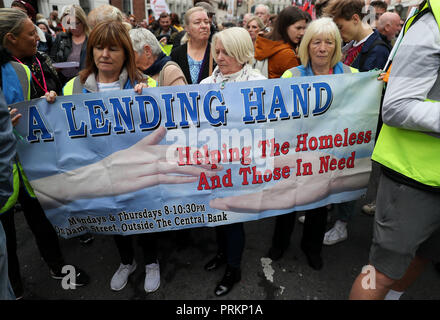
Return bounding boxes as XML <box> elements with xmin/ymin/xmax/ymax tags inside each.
<box><xmin>170</xmin><ymin>7</ymin><xmax>213</xmax><ymax>84</ymax></box>
<box><xmin>201</xmin><ymin>27</ymin><xmax>265</xmax><ymax>297</ymax></box>
<box><xmin>50</xmin><ymin>4</ymin><xmax>90</xmax><ymax>84</ymax></box>
<box><xmin>246</xmin><ymin>16</ymin><xmax>265</xmax><ymax>46</ymax></box>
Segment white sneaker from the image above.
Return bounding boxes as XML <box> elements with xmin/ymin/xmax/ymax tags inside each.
<box><xmin>144</xmin><ymin>262</ymin><xmax>160</xmax><ymax>293</ymax></box>
<box><xmin>323</xmin><ymin>220</ymin><xmax>347</xmax><ymax>245</ymax></box>
<box><xmin>110</xmin><ymin>261</ymin><xmax>137</xmax><ymax>291</ymax></box>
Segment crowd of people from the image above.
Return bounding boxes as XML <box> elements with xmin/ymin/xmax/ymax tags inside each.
<box><xmin>0</xmin><ymin>0</ymin><xmax>439</xmax><ymax>301</ymax></box>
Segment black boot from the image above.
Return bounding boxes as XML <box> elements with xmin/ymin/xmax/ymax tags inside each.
<box><xmin>266</xmin><ymin>246</ymin><xmax>285</xmax><ymax>261</ymax></box>
<box><xmin>204</xmin><ymin>252</ymin><xmax>226</xmax><ymax>271</ymax></box>
<box><xmin>434</xmin><ymin>262</ymin><xmax>440</xmax><ymax>275</ymax></box>
<box><xmin>214</xmin><ymin>265</ymin><xmax>241</xmax><ymax>296</ymax></box>
<box><xmin>300</xmin><ymin>243</ymin><xmax>323</xmax><ymax>270</ymax></box>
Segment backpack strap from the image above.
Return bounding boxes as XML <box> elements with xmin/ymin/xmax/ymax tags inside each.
<box><xmin>358</xmin><ymin>37</ymin><xmax>391</xmax><ymax>71</ymax></box>
<box><xmin>158</xmin><ymin>61</ymin><xmax>181</xmax><ymax>87</ymax></box>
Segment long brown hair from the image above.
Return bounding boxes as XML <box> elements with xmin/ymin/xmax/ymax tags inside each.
<box><xmin>79</xmin><ymin>21</ymin><xmax>143</xmax><ymax>85</ymax></box>
<box><xmin>268</xmin><ymin>6</ymin><xmax>309</xmax><ymax>49</ymax></box>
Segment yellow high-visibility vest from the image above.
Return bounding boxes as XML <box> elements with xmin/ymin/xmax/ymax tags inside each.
<box><xmin>372</xmin><ymin>0</ymin><xmax>440</xmax><ymax>187</ymax></box>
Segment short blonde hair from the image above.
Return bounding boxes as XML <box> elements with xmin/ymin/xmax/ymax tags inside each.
<box><xmin>246</xmin><ymin>16</ymin><xmax>265</xmax><ymax>31</ymax></box>
<box><xmin>87</xmin><ymin>4</ymin><xmax>123</xmax><ymax>29</ymax></box>
<box><xmin>211</xmin><ymin>27</ymin><xmax>254</xmax><ymax>65</ymax></box>
<box><xmin>298</xmin><ymin>17</ymin><xmax>342</xmax><ymax>68</ymax></box>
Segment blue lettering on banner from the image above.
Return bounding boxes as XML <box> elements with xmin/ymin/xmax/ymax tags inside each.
<box><xmin>203</xmin><ymin>90</ymin><xmax>227</xmax><ymax>126</ymax></box>
<box><xmin>291</xmin><ymin>84</ymin><xmax>311</xmax><ymax>118</ymax></box>
<box><xmin>23</xmin><ymin>82</ymin><xmax>336</xmax><ymax>144</ymax></box>
<box><xmin>177</xmin><ymin>92</ymin><xmax>200</xmax><ymax>128</ymax></box>
<box><xmin>268</xmin><ymin>85</ymin><xmax>289</xmax><ymax>121</ymax></box>
<box><xmin>241</xmin><ymin>87</ymin><xmax>266</xmax><ymax>123</ymax></box>
<box><xmin>161</xmin><ymin>93</ymin><xmax>177</xmax><ymax>129</ymax></box>
<box><xmin>312</xmin><ymin>82</ymin><xmax>333</xmax><ymax>115</ymax></box>
<box><xmin>110</xmin><ymin>96</ymin><xmax>135</xmax><ymax>134</ymax></box>
<box><xmin>85</xmin><ymin>99</ymin><xmax>111</xmax><ymax>136</ymax></box>
<box><xmin>27</xmin><ymin>106</ymin><xmax>53</xmax><ymax>142</ymax></box>
<box><xmin>135</xmin><ymin>95</ymin><xmax>161</xmax><ymax>131</ymax></box>
<box><xmin>62</xmin><ymin>102</ymin><xmax>87</xmax><ymax>138</ymax></box>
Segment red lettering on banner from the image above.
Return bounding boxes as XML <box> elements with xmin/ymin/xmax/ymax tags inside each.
<box><xmin>294</xmin><ymin>129</ymin><xmax>373</xmax><ymax>152</ymax></box>
<box><xmin>319</xmin><ymin>151</ymin><xmax>356</xmax><ymax>173</ymax></box>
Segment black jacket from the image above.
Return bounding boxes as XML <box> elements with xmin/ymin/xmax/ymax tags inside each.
<box><xmin>0</xmin><ymin>47</ymin><xmax>62</xmax><ymax>98</ymax></box>
<box><xmin>170</xmin><ymin>43</ymin><xmax>214</xmax><ymax>84</ymax></box>
<box><xmin>50</xmin><ymin>32</ymin><xmax>87</xmax><ymax>70</ymax></box>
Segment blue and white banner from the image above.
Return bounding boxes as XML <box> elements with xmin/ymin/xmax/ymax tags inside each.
<box><xmin>13</xmin><ymin>71</ymin><xmax>382</xmax><ymax>238</ymax></box>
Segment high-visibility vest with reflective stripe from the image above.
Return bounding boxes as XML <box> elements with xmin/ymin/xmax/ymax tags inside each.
<box><xmin>281</xmin><ymin>62</ymin><xmax>358</xmax><ymax>78</ymax></box>
<box><xmin>371</xmin><ymin>0</ymin><xmax>440</xmax><ymax>187</ymax></box>
<box><xmin>63</xmin><ymin>75</ymin><xmax>157</xmax><ymax>95</ymax></box>
<box><xmin>0</xmin><ymin>62</ymin><xmax>35</xmax><ymax>214</ymax></box>
<box><xmin>1</xmin><ymin>62</ymin><xmax>31</xmax><ymax>104</ymax></box>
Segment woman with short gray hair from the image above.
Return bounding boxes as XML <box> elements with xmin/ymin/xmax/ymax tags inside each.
<box><xmin>200</xmin><ymin>27</ymin><xmax>265</xmax><ymax>297</ymax></box>
<box><xmin>129</xmin><ymin>28</ymin><xmax>187</xmax><ymax>87</ymax></box>
<box><xmin>201</xmin><ymin>27</ymin><xmax>264</xmax><ymax>85</ymax></box>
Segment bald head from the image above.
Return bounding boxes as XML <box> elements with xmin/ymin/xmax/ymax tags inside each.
<box><xmin>377</xmin><ymin>12</ymin><xmax>402</xmax><ymax>41</ymax></box>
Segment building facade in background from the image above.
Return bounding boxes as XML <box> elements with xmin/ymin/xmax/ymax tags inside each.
<box><xmin>0</xmin><ymin>0</ymin><xmax>424</xmax><ymax>30</ymax></box>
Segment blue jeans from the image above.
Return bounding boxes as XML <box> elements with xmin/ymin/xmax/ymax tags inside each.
<box><xmin>0</xmin><ymin>222</ymin><xmax>15</xmax><ymax>300</ymax></box>
<box><xmin>333</xmin><ymin>200</ymin><xmax>357</xmax><ymax>222</ymax></box>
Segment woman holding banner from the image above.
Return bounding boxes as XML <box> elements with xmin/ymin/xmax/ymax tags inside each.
<box><xmin>62</xmin><ymin>20</ymin><xmax>214</xmax><ymax>294</ymax></box>
<box><xmin>0</xmin><ymin>8</ymin><xmax>88</xmax><ymax>299</ymax></box>
<box><xmin>200</xmin><ymin>27</ymin><xmax>266</xmax><ymax>296</ymax></box>
<box><xmin>211</xmin><ymin>18</ymin><xmax>362</xmax><ymax>271</ymax></box>
<box><xmin>62</xmin><ymin>20</ymin><xmax>158</xmax><ymax>294</ymax></box>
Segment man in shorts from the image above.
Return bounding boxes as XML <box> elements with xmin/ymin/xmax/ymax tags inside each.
<box><xmin>349</xmin><ymin>0</ymin><xmax>440</xmax><ymax>299</ymax></box>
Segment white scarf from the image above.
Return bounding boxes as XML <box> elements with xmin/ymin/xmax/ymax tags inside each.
<box><xmin>209</xmin><ymin>64</ymin><xmax>264</xmax><ymax>84</ymax></box>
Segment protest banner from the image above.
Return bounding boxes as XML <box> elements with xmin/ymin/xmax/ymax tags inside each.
<box><xmin>13</xmin><ymin>71</ymin><xmax>382</xmax><ymax>238</ymax></box>
<box><xmin>150</xmin><ymin>0</ymin><xmax>171</xmax><ymax>19</ymax></box>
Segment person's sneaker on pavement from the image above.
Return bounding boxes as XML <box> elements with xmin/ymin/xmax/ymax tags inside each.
<box><xmin>323</xmin><ymin>220</ymin><xmax>348</xmax><ymax>245</ymax></box>
<box><xmin>361</xmin><ymin>201</ymin><xmax>376</xmax><ymax>216</ymax></box>
<box><xmin>144</xmin><ymin>261</ymin><xmax>160</xmax><ymax>293</ymax></box>
<box><xmin>50</xmin><ymin>265</ymin><xmax>90</xmax><ymax>287</ymax></box>
<box><xmin>110</xmin><ymin>261</ymin><xmax>137</xmax><ymax>291</ymax></box>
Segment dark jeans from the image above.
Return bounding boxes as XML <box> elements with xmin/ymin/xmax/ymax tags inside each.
<box><xmin>215</xmin><ymin>223</ymin><xmax>245</xmax><ymax>268</ymax></box>
<box><xmin>272</xmin><ymin>206</ymin><xmax>328</xmax><ymax>254</ymax></box>
<box><xmin>113</xmin><ymin>233</ymin><xmax>158</xmax><ymax>265</ymax></box>
<box><xmin>0</xmin><ymin>187</ymin><xmax>64</xmax><ymax>292</ymax></box>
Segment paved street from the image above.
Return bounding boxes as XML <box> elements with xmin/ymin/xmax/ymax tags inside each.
<box><xmin>13</xmin><ymin>194</ymin><xmax>440</xmax><ymax>301</ymax></box>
